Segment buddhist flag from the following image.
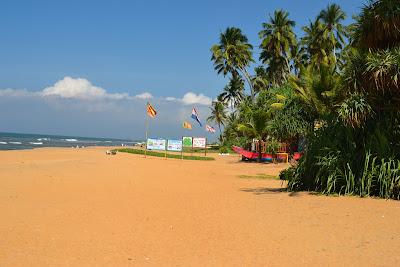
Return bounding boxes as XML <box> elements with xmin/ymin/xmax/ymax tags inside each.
<box><xmin>183</xmin><ymin>121</ymin><xmax>192</xmax><ymax>129</ymax></box>
<box><xmin>205</xmin><ymin>124</ymin><xmax>216</xmax><ymax>133</ymax></box>
<box><xmin>146</xmin><ymin>102</ymin><xmax>157</xmax><ymax>118</ymax></box>
<box><xmin>191</xmin><ymin>108</ymin><xmax>202</xmax><ymax>126</ymax></box>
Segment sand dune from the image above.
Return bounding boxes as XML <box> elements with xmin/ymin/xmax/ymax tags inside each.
<box><xmin>0</xmin><ymin>147</ymin><xmax>399</xmax><ymax>266</ymax></box>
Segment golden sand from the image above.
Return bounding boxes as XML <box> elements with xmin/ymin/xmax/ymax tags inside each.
<box><xmin>0</xmin><ymin>147</ymin><xmax>399</xmax><ymax>266</ymax></box>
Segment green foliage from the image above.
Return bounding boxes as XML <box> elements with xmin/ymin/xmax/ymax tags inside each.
<box><xmin>289</xmin><ymin>63</ymin><xmax>342</xmax><ymax>119</ymax></box>
<box><xmin>210</xmin><ymin>27</ymin><xmax>255</xmax><ymax>98</ymax></box>
<box><xmin>351</xmin><ymin>0</ymin><xmax>400</xmax><ymax>49</ymax></box>
<box><xmin>286</xmin><ymin>149</ymin><xmax>400</xmax><ymax>199</ymax></box>
<box><xmin>218</xmin><ymin>76</ymin><xmax>245</xmax><ymax>108</ymax></box>
<box><xmin>338</xmin><ymin>93</ymin><xmax>372</xmax><ymax>128</ymax></box>
<box><xmin>279</xmin><ymin>166</ymin><xmax>296</xmax><ymax>180</ymax></box>
<box><xmin>207</xmin><ymin>101</ymin><xmax>227</xmax><ymax>142</ymax></box>
<box><xmin>219</xmin><ymin>146</ymin><xmax>229</xmax><ymax>154</ymax></box>
<box><xmin>117</xmin><ymin>149</ymin><xmax>215</xmax><ymax>161</ymax></box>
<box><xmin>259</xmin><ymin>9</ymin><xmax>297</xmax><ymax>86</ymax></box>
<box><xmin>210</xmin><ymin>1</ymin><xmax>400</xmax><ymax>200</ymax></box>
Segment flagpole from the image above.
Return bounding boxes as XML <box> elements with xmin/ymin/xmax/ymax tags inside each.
<box><xmin>145</xmin><ymin>110</ymin><xmax>149</xmax><ymax>158</ymax></box>
<box><xmin>205</xmin><ymin>137</ymin><xmax>207</xmax><ymax>157</ymax></box>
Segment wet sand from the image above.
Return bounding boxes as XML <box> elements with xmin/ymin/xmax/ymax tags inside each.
<box><xmin>0</xmin><ymin>147</ymin><xmax>399</xmax><ymax>266</ymax></box>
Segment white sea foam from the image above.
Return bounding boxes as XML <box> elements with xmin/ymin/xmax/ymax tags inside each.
<box><xmin>9</xmin><ymin>142</ymin><xmax>22</xmax><ymax>145</ymax></box>
<box><xmin>64</xmin><ymin>139</ymin><xmax>78</xmax><ymax>142</ymax></box>
<box><xmin>0</xmin><ymin>141</ymin><xmax>7</xmax><ymax>144</ymax></box>
<box><xmin>37</xmin><ymin>138</ymin><xmax>49</xmax><ymax>141</ymax></box>
<box><xmin>30</xmin><ymin>142</ymin><xmax>43</xmax><ymax>145</ymax></box>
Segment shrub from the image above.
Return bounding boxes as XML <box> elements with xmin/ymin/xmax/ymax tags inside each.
<box><xmin>279</xmin><ymin>166</ymin><xmax>296</xmax><ymax>180</ymax></box>
<box><xmin>219</xmin><ymin>146</ymin><xmax>229</xmax><ymax>154</ymax></box>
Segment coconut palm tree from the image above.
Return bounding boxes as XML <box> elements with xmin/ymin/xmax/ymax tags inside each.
<box><xmin>218</xmin><ymin>76</ymin><xmax>245</xmax><ymax>108</ymax></box>
<box><xmin>289</xmin><ymin>63</ymin><xmax>341</xmax><ymax>119</ymax></box>
<box><xmin>318</xmin><ymin>3</ymin><xmax>347</xmax><ymax>63</ymax></box>
<box><xmin>237</xmin><ymin>109</ymin><xmax>271</xmax><ymax>162</ymax></box>
<box><xmin>211</xmin><ymin>27</ymin><xmax>255</xmax><ymax>99</ymax></box>
<box><xmin>207</xmin><ymin>101</ymin><xmax>227</xmax><ymax>142</ymax></box>
<box><xmin>301</xmin><ymin>19</ymin><xmax>333</xmax><ymax>67</ymax></box>
<box><xmin>292</xmin><ymin>44</ymin><xmax>308</xmax><ymax>74</ymax></box>
<box><xmin>259</xmin><ymin>9</ymin><xmax>297</xmax><ymax>86</ymax></box>
<box><xmin>252</xmin><ymin>66</ymin><xmax>269</xmax><ymax>93</ymax></box>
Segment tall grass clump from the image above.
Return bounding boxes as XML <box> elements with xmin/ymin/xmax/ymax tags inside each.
<box><xmin>286</xmin><ymin>135</ymin><xmax>400</xmax><ymax>199</ymax></box>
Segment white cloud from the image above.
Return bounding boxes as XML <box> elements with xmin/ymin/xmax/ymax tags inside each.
<box><xmin>0</xmin><ymin>77</ymin><xmax>213</xmax><ymax>108</ymax></box>
<box><xmin>41</xmin><ymin>76</ymin><xmax>129</xmax><ymax>100</ymax></box>
<box><xmin>180</xmin><ymin>92</ymin><xmax>212</xmax><ymax>105</ymax></box>
<box><xmin>134</xmin><ymin>92</ymin><xmax>153</xmax><ymax>99</ymax></box>
<box><xmin>0</xmin><ymin>88</ymin><xmax>37</xmax><ymax>97</ymax></box>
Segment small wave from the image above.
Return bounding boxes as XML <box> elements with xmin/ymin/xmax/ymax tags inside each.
<box><xmin>30</xmin><ymin>142</ymin><xmax>43</xmax><ymax>145</ymax></box>
<box><xmin>0</xmin><ymin>141</ymin><xmax>7</xmax><ymax>144</ymax></box>
<box><xmin>9</xmin><ymin>142</ymin><xmax>22</xmax><ymax>145</ymax></box>
<box><xmin>37</xmin><ymin>138</ymin><xmax>49</xmax><ymax>141</ymax></box>
<box><xmin>64</xmin><ymin>139</ymin><xmax>78</xmax><ymax>142</ymax></box>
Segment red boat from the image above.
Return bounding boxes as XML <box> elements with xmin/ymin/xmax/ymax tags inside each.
<box><xmin>232</xmin><ymin>146</ymin><xmax>273</xmax><ymax>161</ymax></box>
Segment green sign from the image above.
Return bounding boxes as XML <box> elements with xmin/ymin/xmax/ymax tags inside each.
<box><xmin>182</xmin><ymin>136</ymin><xmax>192</xmax><ymax>147</ymax></box>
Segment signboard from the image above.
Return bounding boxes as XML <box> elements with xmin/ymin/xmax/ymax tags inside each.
<box><xmin>167</xmin><ymin>139</ymin><xmax>182</xmax><ymax>151</ymax></box>
<box><xmin>147</xmin><ymin>138</ymin><xmax>166</xmax><ymax>150</ymax></box>
<box><xmin>182</xmin><ymin>136</ymin><xmax>193</xmax><ymax>147</ymax></box>
<box><xmin>193</xmin><ymin>137</ymin><xmax>206</xmax><ymax>148</ymax></box>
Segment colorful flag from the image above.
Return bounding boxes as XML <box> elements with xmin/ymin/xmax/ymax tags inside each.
<box><xmin>205</xmin><ymin>124</ymin><xmax>216</xmax><ymax>133</ymax></box>
<box><xmin>183</xmin><ymin>121</ymin><xmax>192</xmax><ymax>129</ymax></box>
<box><xmin>191</xmin><ymin>108</ymin><xmax>202</xmax><ymax>126</ymax></box>
<box><xmin>146</xmin><ymin>102</ymin><xmax>157</xmax><ymax>118</ymax></box>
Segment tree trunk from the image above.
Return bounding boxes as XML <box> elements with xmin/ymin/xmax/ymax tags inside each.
<box><xmin>239</xmin><ymin>68</ymin><xmax>254</xmax><ymax>101</ymax></box>
<box><xmin>257</xmin><ymin>140</ymin><xmax>262</xmax><ymax>163</ymax></box>
<box><xmin>218</xmin><ymin>123</ymin><xmax>223</xmax><ymax>143</ymax></box>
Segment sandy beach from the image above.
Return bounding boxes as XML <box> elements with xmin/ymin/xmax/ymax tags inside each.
<box><xmin>0</xmin><ymin>147</ymin><xmax>399</xmax><ymax>266</ymax></box>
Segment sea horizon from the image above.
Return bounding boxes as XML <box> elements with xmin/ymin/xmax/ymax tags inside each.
<box><xmin>0</xmin><ymin>131</ymin><xmax>139</xmax><ymax>150</ymax></box>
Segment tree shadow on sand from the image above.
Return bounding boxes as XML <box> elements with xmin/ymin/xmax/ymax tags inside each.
<box><xmin>240</xmin><ymin>187</ymin><xmax>304</xmax><ymax>197</ymax></box>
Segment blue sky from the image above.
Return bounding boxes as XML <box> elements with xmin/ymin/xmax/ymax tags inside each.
<box><xmin>0</xmin><ymin>0</ymin><xmax>363</xmax><ymax>139</ymax></box>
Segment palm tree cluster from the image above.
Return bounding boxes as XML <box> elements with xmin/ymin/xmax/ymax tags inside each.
<box><xmin>208</xmin><ymin>0</ymin><xmax>400</xmax><ymax>199</ymax></box>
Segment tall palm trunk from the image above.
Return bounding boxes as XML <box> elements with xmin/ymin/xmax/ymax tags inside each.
<box><xmin>257</xmin><ymin>140</ymin><xmax>262</xmax><ymax>163</ymax></box>
<box><xmin>218</xmin><ymin>123</ymin><xmax>223</xmax><ymax>143</ymax></box>
<box><xmin>239</xmin><ymin>68</ymin><xmax>255</xmax><ymax>101</ymax></box>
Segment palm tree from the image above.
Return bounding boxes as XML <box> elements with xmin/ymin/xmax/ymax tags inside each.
<box><xmin>318</xmin><ymin>3</ymin><xmax>347</xmax><ymax>63</ymax></box>
<box><xmin>252</xmin><ymin>66</ymin><xmax>269</xmax><ymax>93</ymax></box>
<box><xmin>289</xmin><ymin>63</ymin><xmax>341</xmax><ymax>119</ymax></box>
<box><xmin>301</xmin><ymin>19</ymin><xmax>333</xmax><ymax>67</ymax></box>
<box><xmin>292</xmin><ymin>45</ymin><xmax>308</xmax><ymax>75</ymax></box>
<box><xmin>237</xmin><ymin>109</ymin><xmax>271</xmax><ymax>162</ymax></box>
<box><xmin>207</xmin><ymin>101</ymin><xmax>227</xmax><ymax>142</ymax></box>
<box><xmin>211</xmin><ymin>27</ymin><xmax>255</xmax><ymax>99</ymax></box>
<box><xmin>218</xmin><ymin>76</ymin><xmax>245</xmax><ymax>108</ymax></box>
<box><xmin>259</xmin><ymin>9</ymin><xmax>297</xmax><ymax>86</ymax></box>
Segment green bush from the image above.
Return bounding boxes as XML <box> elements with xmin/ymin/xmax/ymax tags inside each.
<box><xmin>219</xmin><ymin>146</ymin><xmax>229</xmax><ymax>153</ymax></box>
<box><xmin>279</xmin><ymin>166</ymin><xmax>296</xmax><ymax>180</ymax></box>
<box><xmin>286</xmin><ymin>121</ymin><xmax>400</xmax><ymax>199</ymax></box>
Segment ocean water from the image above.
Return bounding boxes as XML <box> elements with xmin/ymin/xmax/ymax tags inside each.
<box><xmin>0</xmin><ymin>132</ymin><xmax>137</xmax><ymax>150</ymax></box>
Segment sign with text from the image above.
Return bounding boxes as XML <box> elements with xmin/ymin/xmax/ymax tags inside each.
<box><xmin>147</xmin><ymin>138</ymin><xmax>166</xmax><ymax>150</ymax></box>
<box><xmin>167</xmin><ymin>139</ymin><xmax>182</xmax><ymax>151</ymax></box>
<box><xmin>192</xmin><ymin>137</ymin><xmax>206</xmax><ymax>148</ymax></box>
<box><xmin>182</xmin><ymin>136</ymin><xmax>193</xmax><ymax>147</ymax></box>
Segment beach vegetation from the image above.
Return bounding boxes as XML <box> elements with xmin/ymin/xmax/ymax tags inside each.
<box><xmin>209</xmin><ymin>0</ymin><xmax>400</xmax><ymax>199</ymax></box>
<box><xmin>116</xmin><ymin>148</ymin><xmax>215</xmax><ymax>161</ymax></box>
